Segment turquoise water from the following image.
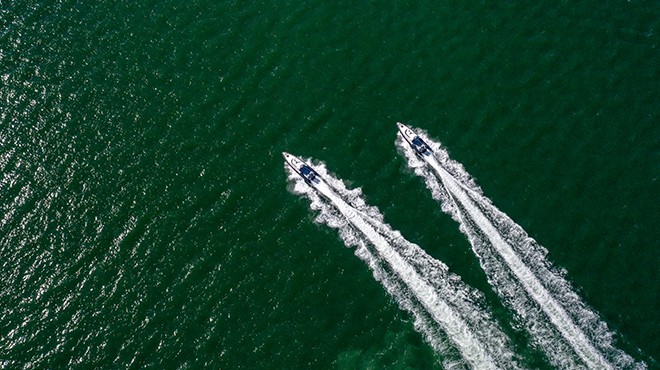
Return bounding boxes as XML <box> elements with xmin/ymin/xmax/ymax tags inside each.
<box><xmin>1</xmin><ymin>0</ymin><xmax>657</xmax><ymax>368</ymax></box>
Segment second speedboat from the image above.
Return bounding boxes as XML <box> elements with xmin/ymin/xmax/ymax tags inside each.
<box><xmin>397</xmin><ymin>122</ymin><xmax>433</xmax><ymax>158</ymax></box>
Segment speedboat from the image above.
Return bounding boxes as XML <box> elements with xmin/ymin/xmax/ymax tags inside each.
<box><xmin>397</xmin><ymin>122</ymin><xmax>433</xmax><ymax>157</ymax></box>
<box><xmin>283</xmin><ymin>152</ymin><xmax>322</xmax><ymax>186</ymax></box>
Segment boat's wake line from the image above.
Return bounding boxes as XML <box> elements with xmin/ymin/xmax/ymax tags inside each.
<box><xmin>396</xmin><ymin>129</ymin><xmax>646</xmax><ymax>369</ymax></box>
<box><xmin>285</xmin><ymin>161</ymin><xmax>520</xmax><ymax>370</ymax></box>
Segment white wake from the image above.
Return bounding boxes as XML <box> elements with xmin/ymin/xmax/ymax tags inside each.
<box><xmin>396</xmin><ymin>127</ymin><xmax>646</xmax><ymax>369</ymax></box>
<box><xmin>285</xmin><ymin>159</ymin><xmax>520</xmax><ymax>370</ymax></box>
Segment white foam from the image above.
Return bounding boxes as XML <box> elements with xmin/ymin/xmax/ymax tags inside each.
<box><xmin>396</xmin><ymin>128</ymin><xmax>646</xmax><ymax>369</ymax></box>
<box><xmin>285</xmin><ymin>160</ymin><xmax>520</xmax><ymax>369</ymax></box>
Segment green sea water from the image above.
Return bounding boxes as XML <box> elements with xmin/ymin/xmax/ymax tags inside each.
<box><xmin>1</xmin><ymin>0</ymin><xmax>657</xmax><ymax>368</ymax></box>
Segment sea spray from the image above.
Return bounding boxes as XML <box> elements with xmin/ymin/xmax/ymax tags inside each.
<box><xmin>396</xmin><ymin>126</ymin><xmax>646</xmax><ymax>369</ymax></box>
<box><xmin>285</xmin><ymin>158</ymin><xmax>521</xmax><ymax>369</ymax></box>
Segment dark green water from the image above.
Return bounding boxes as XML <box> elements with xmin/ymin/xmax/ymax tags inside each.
<box><xmin>1</xmin><ymin>0</ymin><xmax>657</xmax><ymax>368</ymax></box>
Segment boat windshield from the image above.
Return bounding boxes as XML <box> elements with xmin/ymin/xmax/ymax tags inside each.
<box><xmin>412</xmin><ymin>137</ymin><xmax>432</xmax><ymax>155</ymax></box>
<box><xmin>300</xmin><ymin>166</ymin><xmax>312</xmax><ymax>175</ymax></box>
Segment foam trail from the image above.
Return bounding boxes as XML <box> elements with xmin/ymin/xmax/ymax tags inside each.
<box><xmin>323</xmin><ymin>184</ymin><xmax>499</xmax><ymax>369</ymax></box>
<box><xmin>433</xmin><ymin>160</ymin><xmax>609</xmax><ymax>369</ymax></box>
<box><xmin>397</xmin><ymin>127</ymin><xmax>646</xmax><ymax>369</ymax></box>
<box><xmin>284</xmin><ymin>159</ymin><xmax>520</xmax><ymax>370</ymax></box>
<box><xmin>352</xmin><ymin>209</ymin><xmax>514</xmax><ymax>357</ymax></box>
<box><xmin>354</xmin><ymin>240</ymin><xmax>466</xmax><ymax>369</ymax></box>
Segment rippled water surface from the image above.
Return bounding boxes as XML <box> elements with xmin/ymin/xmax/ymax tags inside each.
<box><xmin>1</xmin><ymin>1</ymin><xmax>657</xmax><ymax>368</ymax></box>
